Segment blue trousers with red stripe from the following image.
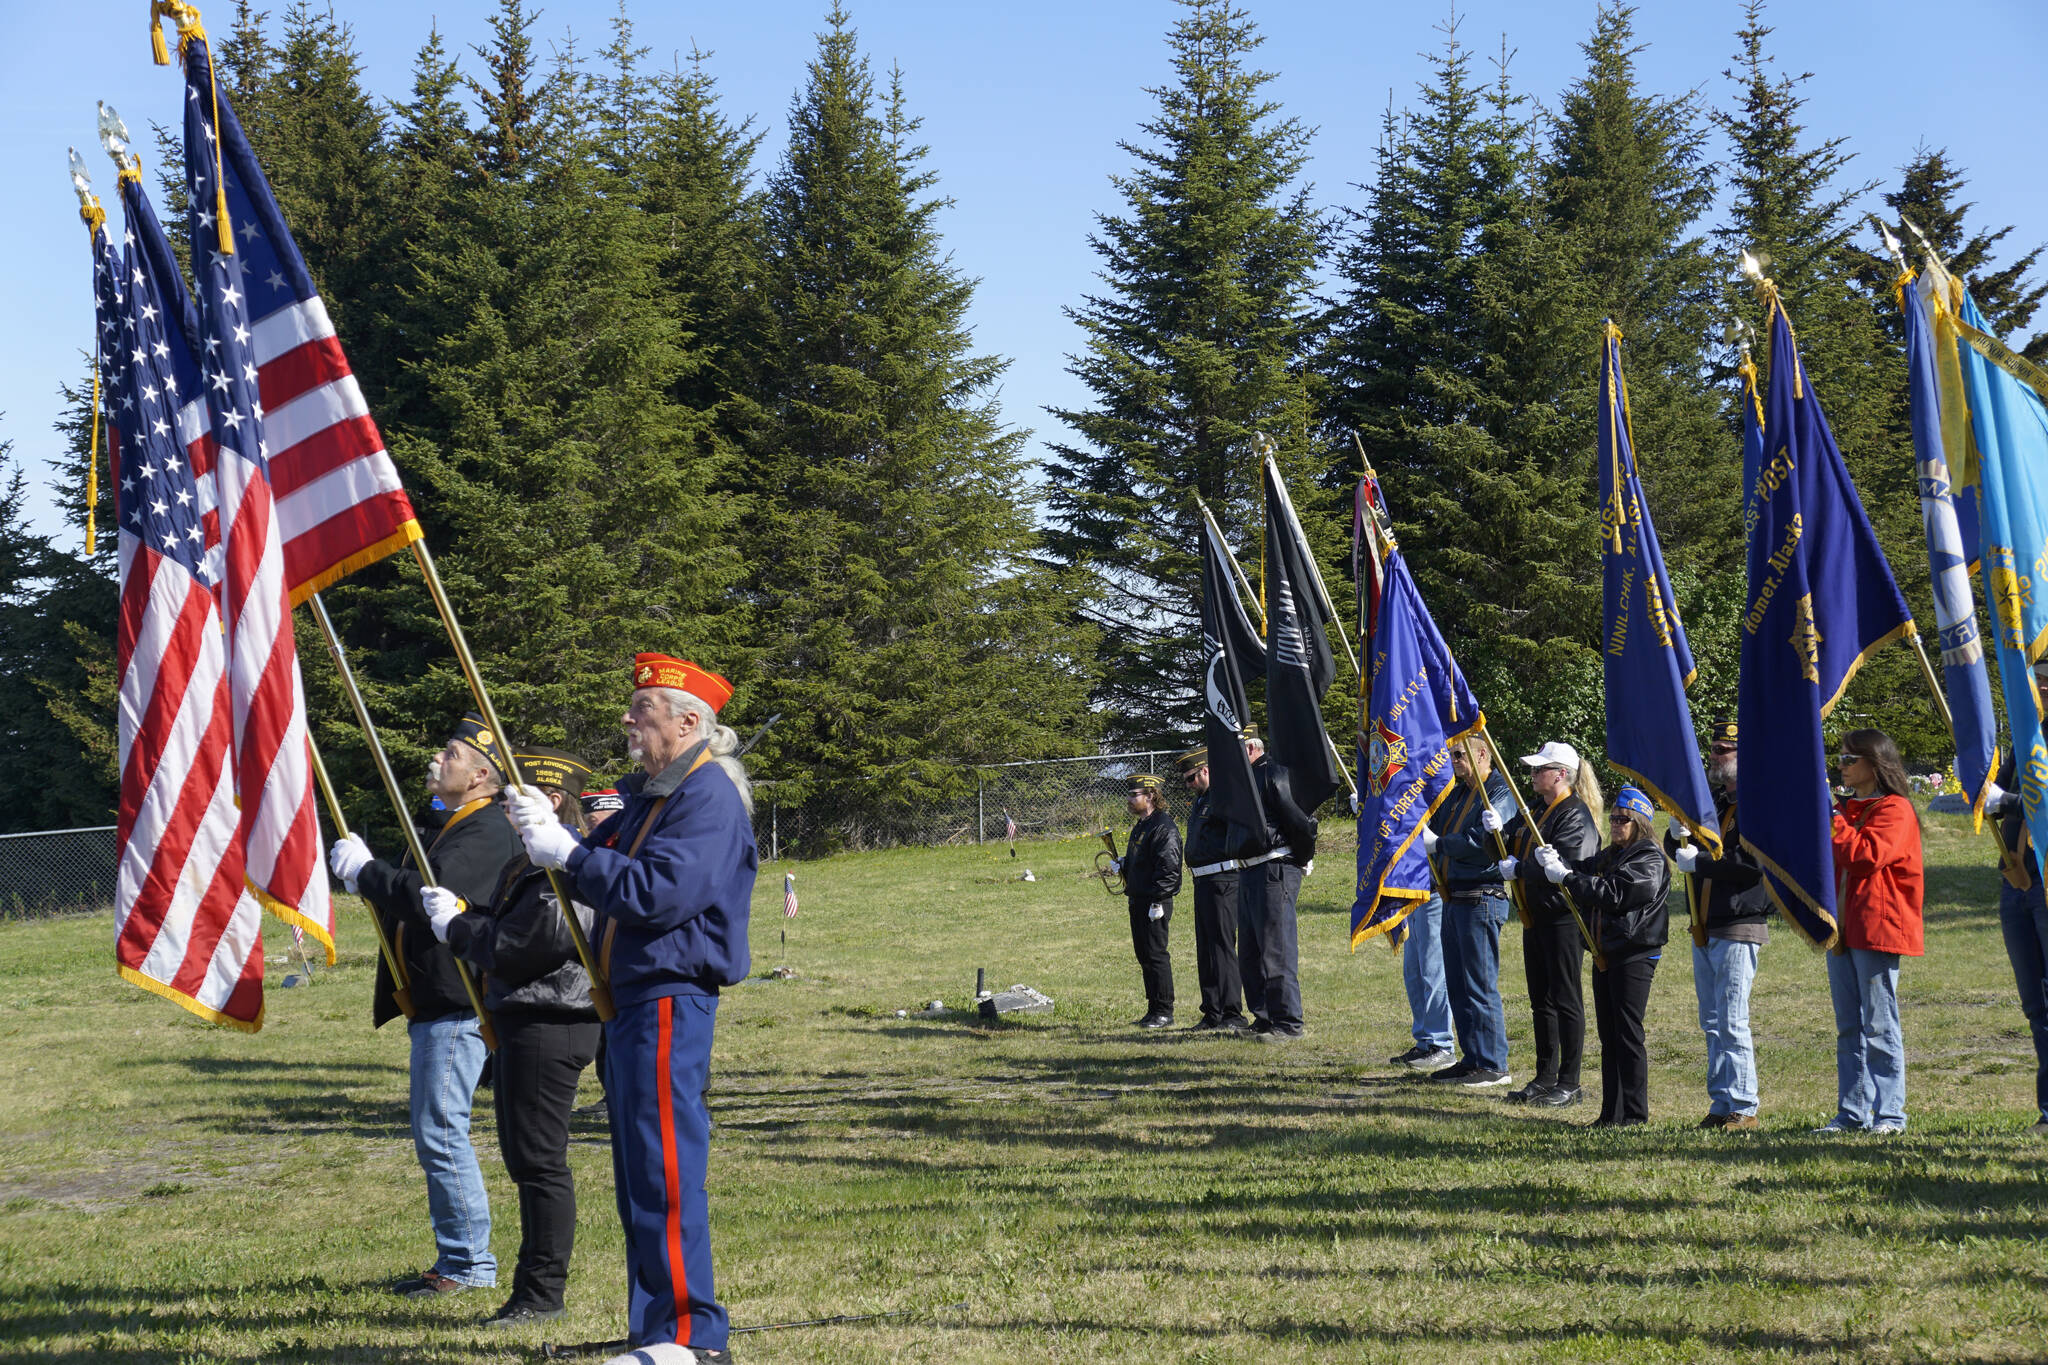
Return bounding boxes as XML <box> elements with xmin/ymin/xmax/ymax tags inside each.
<box><xmin>605</xmin><ymin>993</ymin><xmax>728</xmax><ymax>1351</ymax></box>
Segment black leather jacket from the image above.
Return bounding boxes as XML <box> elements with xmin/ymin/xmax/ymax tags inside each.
<box><xmin>358</xmin><ymin>797</ymin><xmax>524</xmax><ymax>1027</ymax></box>
<box><xmin>1250</xmin><ymin>758</ymin><xmax>1318</xmax><ymax>865</ymax></box>
<box><xmin>1563</xmin><ymin>838</ymin><xmax>1671</xmax><ymax>954</ymax></box>
<box><xmin>1505</xmin><ymin>793</ymin><xmax>1600</xmax><ymax>922</ymax></box>
<box><xmin>446</xmin><ymin>859</ymin><xmax>600</xmax><ymax>1019</ymax></box>
<box><xmin>1662</xmin><ymin>788</ymin><xmax>1770</xmax><ymax>934</ymax></box>
<box><xmin>1123</xmin><ymin>808</ymin><xmax>1183</xmax><ymax>907</ymax></box>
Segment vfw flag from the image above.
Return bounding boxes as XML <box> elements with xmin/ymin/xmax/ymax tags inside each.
<box><xmin>1352</xmin><ymin>548</ymin><xmax>1482</xmax><ymax>948</ymax></box>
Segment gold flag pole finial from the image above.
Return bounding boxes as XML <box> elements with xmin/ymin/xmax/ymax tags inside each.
<box><xmin>150</xmin><ymin>2</ymin><xmax>234</xmax><ymax>255</ymax></box>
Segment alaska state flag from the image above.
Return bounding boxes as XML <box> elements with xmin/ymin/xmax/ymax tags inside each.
<box><xmin>1900</xmin><ymin>274</ymin><xmax>1999</xmax><ymax>826</ymax></box>
<box><xmin>1738</xmin><ymin>293</ymin><xmax>1914</xmax><ymax>947</ymax></box>
<box><xmin>1598</xmin><ymin>323</ymin><xmax>1719</xmax><ymax>854</ymax></box>
<box><xmin>1352</xmin><ymin>547</ymin><xmax>1482</xmax><ymax>948</ymax></box>
<box><xmin>1932</xmin><ymin>267</ymin><xmax>2048</xmax><ymax>870</ymax></box>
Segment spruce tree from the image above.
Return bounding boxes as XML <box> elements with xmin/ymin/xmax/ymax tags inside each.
<box><xmin>1874</xmin><ymin>146</ymin><xmax>2047</xmax><ymax>357</ymax></box>
<box><xmin>745</xmin><ymin>6</ymin><xmax>1097</xmax><ymax>831</ymax></box>
<box><xmin>1043</xmin><ymin>0</ymin><xmax>1326</xmax><ymax>746</ymax></box>
<box><xmin>1325</xmin><ymin>21</ymin><xmax>1600</xmax><ymax>759</ymax></box>
<box><xmin>1714</xmin><ymin>1</ymin><xmax>1934</xmax><ymax>756</ymax></box>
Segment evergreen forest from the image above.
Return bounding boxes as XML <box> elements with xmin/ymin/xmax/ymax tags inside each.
<box><xmin>3</xmin><ymin>0</ymin><xmax>2042</xmax><ymax>837</ymax></box>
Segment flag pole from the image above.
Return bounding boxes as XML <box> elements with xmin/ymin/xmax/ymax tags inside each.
<box><xmin>1197</xmin><ymin>497</ymin><xmax>1360</xmax><ymax>803</ymax></box>
<box><xmin>1475</xmin><ymin>719</ymin><xmax>1605</xmax><ymax>970</ymax></box>
<box><xmin>408</xmin><ymin>542</ymin><xmax>614</xmax><ymax>1020</ymax></box>
<box><xmin>305</xmin><ymin>592</ymin><xmax>474</xmax><ymax>1034</ymax></box>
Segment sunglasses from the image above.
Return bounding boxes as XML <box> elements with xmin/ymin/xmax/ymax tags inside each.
<box><xmin>1710</xmin><ymin>744</ymin><xmax>1737</xmax><ymax>755</ymax></box>
<box><xmin>1837</xmin><ymin>753</ymin><xmax>1866</xmax><ymax>766</ymax></box>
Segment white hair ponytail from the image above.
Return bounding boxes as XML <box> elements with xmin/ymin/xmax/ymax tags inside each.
<box><xmin>658</xmin><ymin>687</ymin><xmax>754</xmax><ymax>815</ymax></box>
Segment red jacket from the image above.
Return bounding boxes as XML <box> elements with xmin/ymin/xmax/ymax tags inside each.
<box><xmin>1831</xmin><ymin>793</ymin><xmax>1924</xmax><ymax>956</ymax></box>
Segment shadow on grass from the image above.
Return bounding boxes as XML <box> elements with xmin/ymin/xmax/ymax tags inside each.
<box><xmin>0</xmin><ymin>1276</ymin><xmax>488</xmax><ymax>1361</ymax></box>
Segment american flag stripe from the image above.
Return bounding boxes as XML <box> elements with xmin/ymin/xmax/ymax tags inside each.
<box><xmin>97</xmin><ymin>198</ymin><xmax>265</xmax><ymax>1032</ymax></box>
<box><xmin>183</xmin><ymin>44</ymin><xmax>335</xmax><ymax>961</ymax></box>
<box><xmin>211</xmin><ymin>79</ymin><xmax>422</xmax><ymax>604</ymax></box>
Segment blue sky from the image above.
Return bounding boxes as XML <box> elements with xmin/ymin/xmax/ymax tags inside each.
<box><xmin>5</xmin><ymin>0</ymin><xmax>2045</xmax><ymax>539</ymax></box>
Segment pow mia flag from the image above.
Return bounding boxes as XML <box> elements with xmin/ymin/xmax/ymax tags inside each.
<box><xmin>1199</xmin><ymin>515</ymin><xmax>1267</xmax><ymax>856</ymax></box>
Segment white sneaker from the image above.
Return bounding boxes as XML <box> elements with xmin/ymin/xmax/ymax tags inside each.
<box><xmin>1869</xmin><ymin>1121</ymin><xmax>1905</xmax><ymax>1135</ymax></box>
<box><xmin>1810</xmin><ymin>1117</ymin><xmax>1862</xmax><ymax>1134</ymax></box>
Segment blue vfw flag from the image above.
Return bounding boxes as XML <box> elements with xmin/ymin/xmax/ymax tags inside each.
<box><xmin>1738</xmin><ymin>288</ymin><xmax>1915</xmax><ymax>947</ymax></box>
<box><xmin>1352</xmin><ymin>547</ymin><xmax>1482</xmax><ymax>948</ymax></box>
<box><xmin>1926</xmin><ymin>263</ymin><xmax>2048</xmax><ymax>870</ymax></box>
<box><xmin>1597</xmin><ymin>323</ymin><xmax>1719</xmax><ymax>855</ymax></box>
<box><xmin>1899</xmin><ymin>273</ymin><xmax>2000</xmax><ymax>826</ymax></box>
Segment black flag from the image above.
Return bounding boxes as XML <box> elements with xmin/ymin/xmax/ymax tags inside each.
<box><xmin>1263</xmin><ymin>459</ymin><xmax>1341</xmax><ymax>813</ymax></box>
<box><xmin>1199</xmin><ymin>517</ymin><xmax>1267</xmax><ymax>854</ymax></box>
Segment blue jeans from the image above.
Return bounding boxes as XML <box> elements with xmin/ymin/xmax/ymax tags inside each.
<box><xmin>1998</xmin><ymin>879</ymin><xmax>2048</xmax><ymax>1123</ymax></box>
<box><xmin>1693</xmin><ymin>939</ymin><xmax>1761</xmax><ymax>1116</ymax></box>
<box><xmin>1441</xmin><ymin>894</ymin><xmax>1509</xmax><ymax>1072</ymax></box>
<box><xmin>1401</xmin><ymin>895</ymin><xmax>1454</xmax><ymax>1051</ymax></box>
<box><xmin>1826</xmin><ymin>947</ymin><xmax>1906</xmax><ymax>1130</ymax></box>
<box><xmin>409</xmin><ymin>1014</ymin><xmax>497</xmax><ymax>1286</ymax></box>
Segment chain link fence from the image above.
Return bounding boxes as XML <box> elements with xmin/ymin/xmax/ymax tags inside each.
<box><xmin>751</xmin><ymin>750</ymin><xmax>1193</xmax><ymax>860</ymax></box>
<box><xmin>0</xmin><ymin>754</ymin><xmax>1207</xmax><ymax>906</ymax></box>
<box><xmin>0</xmin><ymin>825</ymin><xmax>118</xmax><ymax>922</ymax></box>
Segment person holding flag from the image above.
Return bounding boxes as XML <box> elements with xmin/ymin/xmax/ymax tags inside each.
<box><xmin>1177</xmin><ymin>746</ymin><xmax>1250</xmax><ymax>1032</ymax></box>
<box><xmin>1531</xmin><ymin>785</ymin><xmax>1671</xmax><ymax>1128</ymax></box>
<box><xmin>1489</xmin><ymin>744</ymin><xmax>1603</xmax><ymax>1109</ymax></box>
<box><xmin>1667</xmin><ymin>719</ymin><xmax>1773</xmax><ymax>1131</ymax></box>
<box><xmin>1419</xmin><ymin>742</ymin><xmax>1519</xmax><ymax>1089</ymax></box>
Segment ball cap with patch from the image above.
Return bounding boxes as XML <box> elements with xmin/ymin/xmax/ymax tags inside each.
<box><xmin>515</xmin><ymin>746</ymin><xmax>595</xmax><ymax>797</ymax></box>
<box><xmin>631</xmin><ymin>653</ymin><xmax>733</xmax><ymax>713</ymax></box>
<box><xmin>450</xmin><ymin>711</ymin><xmax>507</xmax><ymax>777</ymax></box>
<box><xmin>1519</xmin><ymin>740</ymin><xmax>1581</xmax><ymax>775</ymax></box>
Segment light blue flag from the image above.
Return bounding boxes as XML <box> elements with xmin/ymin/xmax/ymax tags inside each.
<box><xmin>1899</xmin><ymin>275</ymin><xmax>2000</xmax><ymax>824</ymax></box>
<box><xmin>1940</xmin><ymin>273</ymin><xmax>2048</xmax><ymax>865</ymax></box>
<box><xmin>1598</xmin><ymin>323</ymin><xmax>1719</xmax><ymax>854</ymax></box>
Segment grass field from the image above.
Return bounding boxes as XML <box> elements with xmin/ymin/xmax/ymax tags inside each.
<box><xmin>3</xmin><ymin>810</ymin><xmax>2045</xmax><ymax>1364</ymax></box>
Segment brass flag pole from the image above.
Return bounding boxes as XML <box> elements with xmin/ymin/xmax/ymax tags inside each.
<box><xmin>407</xmin><ymin>542</ymin><xmax>615</xmax><ymax>1020</ymax></box>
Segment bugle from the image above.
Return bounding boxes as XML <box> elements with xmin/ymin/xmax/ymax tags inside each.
<box><xmin>1094</xmin><ymin>827</ymin><xmax>1124</xmax><ymax>896</ymax></box>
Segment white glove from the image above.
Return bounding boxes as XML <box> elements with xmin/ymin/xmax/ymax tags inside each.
<box><xmin>1421</xmin><ymin>827</ymin><xmax>1440</xmax><ymax>855</ymax></box>
<box><xmin>1984</xmin><ymin>780</ymin><xmax>2008</xmax><ymax>811</ymax></box>
<box><xmin>1534</xmin><ymin>845</ymin><xmax>1569</xmax><ymax>884</ymax></box>
<box><xmin>1481</xmin><ymin>807</ymin><xmax>1504</xmax><ymax>834</ymax></box>
<box><xmin>422</xmin><ymin>886</ymin><xmax>465</xmax><ymax>942</ymax></box>
<box><xmin>1673</xmin><ymin>844</ymin><xmax>1700</xmax><ymax>874</ymax></box>
<box><xmin>521</xmin><ymin>819</ymin><xmax>580</xmax><ymax>872</ymax></box>
<box><xmin>328</xmin><ymin>833</ymin><xmax>371</xmax><ymax>892</ymax></box>
<box><xmin>1349</xmin><ymin>791</ymin><xmax>1362</xmax><ymax>816</ymax></box>
<box><xmin>505</xmin><ymin>783</ymin><xmax>557</xmax><ymax>834</ymax></box>
<box><xmin>1110</xmin><ymin>857</ymin><xmax>1124</xmax><ymax>875</ymax></box>
<box><xmin>1494</xmin><ymin>856</ymin><xmax>1519</xmax><ymax>880</ymax></box>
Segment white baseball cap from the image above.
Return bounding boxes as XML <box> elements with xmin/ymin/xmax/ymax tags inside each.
<box><xmin>1520</xmin><ymin>741</ymin><xmax>1581</xmax><ymax>774</ymax></box>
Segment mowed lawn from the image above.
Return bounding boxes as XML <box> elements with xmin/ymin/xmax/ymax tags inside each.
<box><xmin>3</xmin><ymin>810</ymin><xmax>2045</xmax><ymax>1364</ymax></box>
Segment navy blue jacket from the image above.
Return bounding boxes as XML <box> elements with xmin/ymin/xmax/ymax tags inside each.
<box><xmin>566</xmin><ymin>746</ymin><xmax>758</xmax><ymax>1006</ymax></box>
<box><xmin>1430</xmin><ymin>771</ymin><xmax>1517</xmax><ymax>899</ymax></box>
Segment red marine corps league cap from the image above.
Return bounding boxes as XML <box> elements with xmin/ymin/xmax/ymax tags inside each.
<box><xmin>632</xmin><ymin>654</ymin><xmax>733</xmax><ymax>713</ymax></box>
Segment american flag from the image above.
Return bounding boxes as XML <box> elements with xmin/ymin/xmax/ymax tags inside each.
<box><xmin>784</xmin><ymin>873</ymin><xmax>798</xmax><ymax>919</ymax></box>
<box><xmin>176</xmin><ymin>37</ymin><xmax>421</xmax><ymax>602</ymax></box>
<box><xmin>94</xmin><ymin>203</ymin><xmax>264</xmax><ymax>1030</ymax></box>
<box><xmin>183</xmin><ymin>46</ymin><xmax>332</xmax><ymax>955</ymax></box>
<box><xmin>1005</xmin><ymin>811</ymin><xmax>1018</xmax><ymax>843</ymax></box>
